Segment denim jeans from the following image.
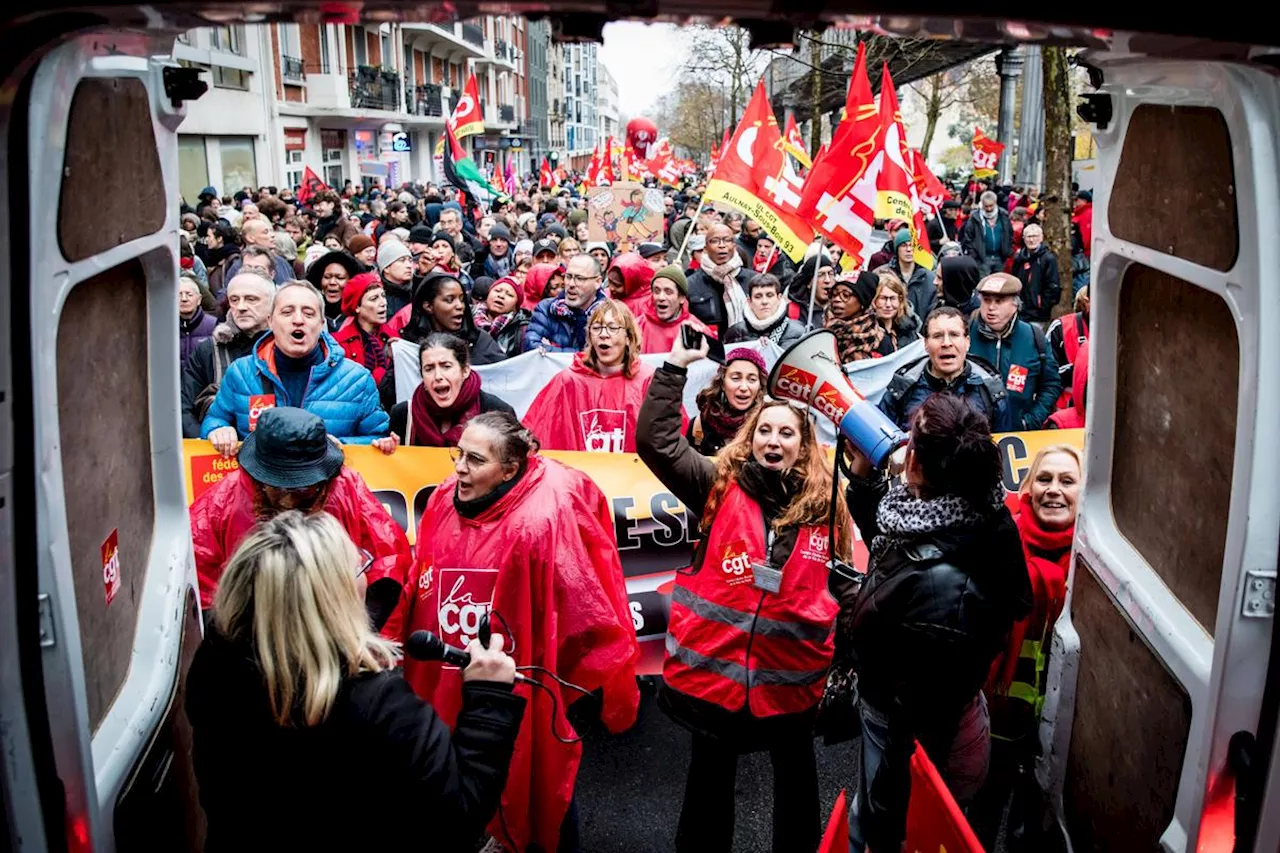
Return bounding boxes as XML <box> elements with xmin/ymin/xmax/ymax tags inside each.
<box><xmin>848</xmin><ymin>693</ymin><xmax>991</xmax><ymax>851</ymax></box>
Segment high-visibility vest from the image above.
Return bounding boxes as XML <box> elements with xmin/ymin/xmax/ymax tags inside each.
<box><xmin>663</xmin><ymin>483</ymin><xmax>838</xmax><ymax>718</ymax></box>
<box><xmin>1055</xmin><ymin>311</ymin><xmax>1089</xmax><ymax>409</ymax></box>
<box><xmin>991</xmin><ymin>625</ymin><xmax>1051</xmax><ymax>743</ymax></box>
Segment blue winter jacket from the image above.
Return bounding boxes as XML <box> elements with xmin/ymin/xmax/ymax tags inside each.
<box><xmin>967</xmin><ymin>317</ymin><xmax>1062</xmax><ymax>430</ymax></box>
<box><xmin>522</xmin><ymin>290</ymin><xmax>605</xmax><ymax>353</ymax></box>
<box><xmin>878</xmin><ymin>355</ymin><xmax>1014</xmax><ymax>433</ymax></box>
<box><xmin>200</xmin><ymin>331</ymin><xmax>389</xmax><ymax>443</ymax></box>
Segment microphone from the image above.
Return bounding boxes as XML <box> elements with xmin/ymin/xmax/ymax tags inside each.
<box><xmin>405</xmin><ymin>630</ymin><xmax>530</xmax><ymax>683</ymax></box>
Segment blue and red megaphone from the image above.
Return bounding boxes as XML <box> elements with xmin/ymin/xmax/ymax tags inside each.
<box><xmin>767</xmin><ymin>330</ymin><xmax>908</xmax><ymax>472</ymax></box>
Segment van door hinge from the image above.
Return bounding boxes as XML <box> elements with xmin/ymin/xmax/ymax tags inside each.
<box><xmin>37</xmin><ymin>593</ymin><xmax>56</xmax><ymax>647</ymax></box>
<box><xmin>1242</xmin><ymin>570</ymin><xmax>1276</xmax><ymax>618</ymax></box>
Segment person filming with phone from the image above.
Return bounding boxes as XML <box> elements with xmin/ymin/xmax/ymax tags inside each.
<box><xmin>636</xmin><ymin>328</ymin><xmax>852</xmax><ymax>853</ymax></box>
<box><xmin>186</xmin><ymin>510</ymin><xmax>525</xmax><ymax>853</ymax></box>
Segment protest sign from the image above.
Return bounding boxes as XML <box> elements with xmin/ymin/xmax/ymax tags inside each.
<box><xmin>586</xmin><ymin>181</ymin><xmax>664</xmax><ymax>252</ymax></box>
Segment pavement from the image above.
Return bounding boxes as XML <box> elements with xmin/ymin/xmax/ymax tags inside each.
<box><xmin>574</xmin><ymin>683</ymin><xmax>861</xmax><ymax>852</ymax></box>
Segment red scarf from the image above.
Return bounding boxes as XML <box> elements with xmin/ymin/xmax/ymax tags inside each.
<box><xmin>407</xmin><ymin>371</ymin><xmax>483</xmax><ymax>447</ymax></box>
<box><xmin>990</xmin><ymin>494</ymin><xmax>1074</xmax><ymax>692</ymax></box>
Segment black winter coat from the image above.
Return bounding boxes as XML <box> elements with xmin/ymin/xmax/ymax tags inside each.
<box><xmin>959</xmin><ymin>209</ymin><xmax>1014</xmax><ymax>264</ymax></box>
<box><xmin>832</xmin><ymin>475</ymin><xmax>1030</xmax><ymax>852</ymax></box>
<box><xmin>1012</xmin><ymin>244</ymin><xmax>1062</xmax><ymax>322</ymax></box>
<box><xmin>180</xmin><ymin>325</ymin><xmax>260</xmax><ymax>438</ymax></box>
<box><xmin>686</xmin><ymin>267</ymin><xmax>754</xmax><ymax>340</ymax></box>
<box><xmin>186</xmin><ymin>628</ymin><xmax>525</xmax><ymax>853</ymax></box>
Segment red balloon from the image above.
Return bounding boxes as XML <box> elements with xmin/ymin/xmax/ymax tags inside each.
<box><xmin>626</xmin><ymin>116</ymin><xmax>659</xmax><ymax>159</ymax></box>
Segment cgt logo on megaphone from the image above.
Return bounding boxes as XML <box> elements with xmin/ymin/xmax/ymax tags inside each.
<box><xmin>813</xmin><ymin>381</ymin><xmax>855</xmax><ymax>423</ymax></box>
<box><xmin>774</xmin><ymin>365</ymin><xmax>817</xmax><ymax>404</ymax></box>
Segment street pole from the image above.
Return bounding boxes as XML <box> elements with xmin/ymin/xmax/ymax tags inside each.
<box><xmin>1016</xmin><ymin>45</ymin><xmax>1045</xmax><ymax>189</ymax></box>
<box><xmin>995</xmin><ymin>46</ymin><xmax>1024</xmax><ymax>184</ymax></box>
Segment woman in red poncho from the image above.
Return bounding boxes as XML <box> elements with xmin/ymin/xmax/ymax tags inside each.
<box><xmin>331</xmin><ymin>272</ymin><xmax>396</xmax><ymax>411</ymax></box>
<box><xmin>401</xmin><ymin>410</ymin><xmax>640</xmax><ymax>853</ymax></box>
<box><xmin>605</xmin><ymin>251</ymin><xmax>656</xmax><ymax>318</ymax></box>
<box><xmin>521</xmin><ymin>262</ymin><xmax>566</xmax><ymax>313</ymax></box>
<box><xmin>973</xmin><ymin>444</ymin><xmax>1081</xmax><ymax>847</ymax></box>
<box><xmin>522</xmin><ymin>300</ymin><xmax>657</xmax><ymax>453</ymax></box>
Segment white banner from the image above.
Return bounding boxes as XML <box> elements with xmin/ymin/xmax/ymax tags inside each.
<box><xmin>391</xmin><ymin>336</ymin><xmax>925</xmax><ymax>446</ymax></box>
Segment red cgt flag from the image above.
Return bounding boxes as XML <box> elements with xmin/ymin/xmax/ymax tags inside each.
<box><xmin>539</xmin><ymin>158</ymin><xmax>557</xmax><ymax>189</ymax></box>
<box><xmin>796</xmin><ymin>41</ymin><xmax>881</xmax><ymax>270</ymax></box>
<box><xmin>910</xmin><ymin>148</ymin><xmax>951</xmax><ymax>217</ymax></box>
<box><xmin>296</xmin><ymin>166</ymin><xmax>330</xmax><ymax>205</ymax></box>
<box><xmin>782</xmin><ymin>113</ymin><xmax>812</xmax><ymax>169</ymax></box>
<box><xmin>704</xmin><ymin>80</ymin><xmax>814</xmax><ymax>261</ymax></box>
<box><xmin>972</xmin><ymin>127</ymin><xmax>1004</xmax><ymax>179</ymax></box>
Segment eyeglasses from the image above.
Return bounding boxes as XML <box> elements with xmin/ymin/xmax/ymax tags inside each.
<box><xmin>356</xmin><ymin>548</ymin><xmax>374</xmax><ymax>579</ymax></box>
<box><xmin>706</xmin><ymin>237</ymin><xmax>735</xmax><ymax>247</ymax></box>
<box><xmin>448</xmin><ymin>446</ymin><xmax>491</xmax><ymax>469</ymax></box>
<box><xmin>563</xmin><ymin>273</ymin><xmax>599</xmax><ymax>284</ymax></box>
<box><xmin>590</xmin><ymin>323</ymin><xmax>625</xmax><ymax>335</ymax></box>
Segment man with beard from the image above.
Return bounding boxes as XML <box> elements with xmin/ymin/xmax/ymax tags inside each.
<box><xmin>181</xmin><ymin>273</ymin><xmax>273</xmax><ymax>437</ymax></box>
<box><xmin>685</xmin><ymin>222</ymin><xmax>753</xmax><ymax>339</ymax></box>
<box><xmin>189</xmin><ymin>407</ymin><xmax>411</xmax><ymax>637</ymax></box>
<box><xmin>201</xmin><ymin>281</ymin><xmax>390</xmax><ymax>451</ymax></box>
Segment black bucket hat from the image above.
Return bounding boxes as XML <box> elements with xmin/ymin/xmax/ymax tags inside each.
<box><xmin>237</xmin><ymin>407</ymin><xmax>344</xmax><ymax>489</ymax></box>
<box><xmin>305</xmin><ymin>249</ymin><xmax>361</xmax><ymax>284</ymax></box>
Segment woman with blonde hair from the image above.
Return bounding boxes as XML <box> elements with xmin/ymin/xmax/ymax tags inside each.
<box><xmin>637</xmin><ymin>331</ymin><xmax>851</xmax><ymax>853</ymax></box>
<box><xmin>557</xmin><ymin>236</ymin><xmax>582</xmax><ymax>264</ymax></box>
<box><xmin>186</xmin><ymin>510</ymin><xmax>525</xmax><ymax>852</ymax></box>
<box><xmin>523</xmin><ymin>300</ymin><xmax>657</xmax><ymax>452</ymax></box>
<box><xmin>872</xmin><ymin>273</ymin><xmax>922</xmax><ymax>355</ymax></box>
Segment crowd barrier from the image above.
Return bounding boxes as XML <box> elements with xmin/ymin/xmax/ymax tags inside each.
<box><xmin>185</xmin><ymin>427</ymin><xmax>1083</xmax><ymax>675</ymax></box>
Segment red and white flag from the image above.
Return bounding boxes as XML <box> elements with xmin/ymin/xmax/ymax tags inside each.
<box><xmin>782</xmin><ymin>113</ymin><xmax>812</xmax><ymax>169</ymax></box>
<box><xmin>910</xmin><ymin>148</ymin><xmax>950</xmax><ymax>217</ymax></box>
<box><xmin>796</xmin><ymin>42</ymin><xmax>880</xmax><ymax>270</ymax></box>
<box><xmin>972</xmin><ymin>127</ymin><xmax>1004</xmax><ymax>179</ymax></box>
<box><xmin>539</xmin><ymin>158</ymin><xmax>557</xmax><ymax>189</ymax></box>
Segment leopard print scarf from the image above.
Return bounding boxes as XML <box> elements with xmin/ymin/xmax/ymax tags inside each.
<box><xmin>869</xmin><ymin>480</ymin><xmax>1004</xmax><ymax>569</ymax></box>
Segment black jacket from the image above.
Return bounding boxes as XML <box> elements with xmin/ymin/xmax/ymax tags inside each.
<box><xmin>1012</xmin><ymin>244</ymin><xmax>1062</xmax><ymax>322</ymax></box>
<box><xmin>685</xmin><ymin>267</ymin><xmax>754</xmax><ymax>340</ymax></box>
<box><xmin>180</xmin><ymin>325</ymin><xmax>260</xmax><ymax>438</ymax></box>
<box><xmin>959</xmin><ymin>209</ymin><xmax>1014</xmax><ymax>263</ymax></box>
<box><xmin>186</xmin><ymin>628</ymin><xmax>525</xmax><ymax>853</ymax></box>
<box><xmin>388</xmin><ymin>390</ymin><xmax>516</xmax><ymax>445</ymax></box>
<box><xmin>833</xmin><ymin>475</ymin><xmax>1030</xmax><ymax>852</ymax></box>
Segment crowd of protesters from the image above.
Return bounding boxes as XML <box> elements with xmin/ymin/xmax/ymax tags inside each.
<box><xmin>181</xmin><ymin>167</ymin><xmax>1090</xmax><ymax>853</ymax></box>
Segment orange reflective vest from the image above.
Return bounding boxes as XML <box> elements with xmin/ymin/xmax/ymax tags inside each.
<box><xmin>664</xmin><ymin>483</ymin><xmax>839</xmax><ymax>717</ymax></box>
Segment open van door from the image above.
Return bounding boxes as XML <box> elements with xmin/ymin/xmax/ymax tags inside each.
<box><xmin>1040</xmin><ymin>49</ymin><xmax>1280</xmax><ymax>852</ymax></box>
<box><xmin>0</xmin><ymin>31</ymin><xmax>205</xmax><ymax>851</ymax></box>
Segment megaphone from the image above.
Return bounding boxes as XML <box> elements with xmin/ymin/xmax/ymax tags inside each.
<box><xmin>767</xmin><ymin>330</ymin><xmax>908</xmax><ymax>471</ymax></box>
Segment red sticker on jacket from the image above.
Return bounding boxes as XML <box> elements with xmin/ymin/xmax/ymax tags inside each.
<box><xmin>248</xmin><ymin>394</ymin><xmax>276</xmax><ymax>431</ymax></box>
<box><xmin>579</xmin><ymin>408</ymin><xmax>627</xmax><ymax>453</ymax></box>
<box><xmin>1006</xmin><ymin>364</ymin><xmax>1029</xmax><ymax>393</ymax></box>
<box><xmin>435</xmin><ymin>568</ymin><xmax>498</xmax><ymax>657</ymax></box>
<box><xmin>102</xmin><ymin>529</ymin><xmax>121</xmax><ymax>605</ymax></box>
<box><xmin>719</xmin><ymin>539</ymin><xmax>755</xmax><ymax>587</ymax></box>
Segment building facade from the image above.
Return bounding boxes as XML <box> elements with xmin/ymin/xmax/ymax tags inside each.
<box><xmin>176</xmin><ymin>18</ymin><xmax>531</xmax><ymax>199</ymax></box>
<box><xmin>597</xmin><ymin>64</ymin><xmax>619</xmax><ymax>146</ymax></box>
<box><xmin>547</xmin><ymin>41</ymin><xmax>567</xmax><ymax>165</ymax></box>
<box><xmin>525</xmin><ymin>19</ymin><xmax>551</xmax><ymax>174</ymax></box>
<box><xmin>564</xmin><ymin>43</ymin><xmax>599</xmax><ymax>170</ymax></box>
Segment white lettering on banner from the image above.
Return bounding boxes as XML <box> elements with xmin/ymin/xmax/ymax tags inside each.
<box><xmin>630</xmin><ymin>600</ymin><xmax>645</xmax><ymax>632</ymax></box>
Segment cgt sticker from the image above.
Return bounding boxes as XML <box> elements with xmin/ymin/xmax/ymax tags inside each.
<box><xmin>101</xmin><ymin>529</ymin><xmax>121</xmax><ymax>605</ymax></box>
<box><xmin>1006</xmin><ymin>364</ymin><xmax>1029</xmax><ymax>394</ymax></box>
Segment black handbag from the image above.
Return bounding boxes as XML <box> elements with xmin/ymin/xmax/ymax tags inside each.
<box><xmin>815</xmin><ymin>660</ymin><xmax>861</xmax><ymax>745</ymax></box>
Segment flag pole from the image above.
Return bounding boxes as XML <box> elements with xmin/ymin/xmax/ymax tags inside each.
<box><xmin>805</xmin><ymin>239</ymin><xmax>823</xmax><ymax>331</ymax></box>
<box><xmin>672</xmin><ymin>214</ymin><xmax>697</xmax><ymax>266</ymax></box>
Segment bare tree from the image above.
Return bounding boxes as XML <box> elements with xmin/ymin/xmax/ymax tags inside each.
<box><xmin>909</xmin><ymin>69</ymin><xmax>966</xmax><ymax>160</ymax></box>
<box><xmin>1041</xmin><ymin>46</ymin><xmax>1074</xmax><ymax>317</ymax></box>
<box><xmin>684</xmin><ymin>26</ymin><xmax>768</xmax><ymax>126</ymax></box>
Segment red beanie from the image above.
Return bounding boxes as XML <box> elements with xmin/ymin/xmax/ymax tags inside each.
<box><xmin>341</xmin><ymin>272</ymin><xmax>382</xmax><ymax>317</ymax></box>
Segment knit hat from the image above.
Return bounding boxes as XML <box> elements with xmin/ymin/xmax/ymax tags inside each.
<box><xmin>430</xmin><ymin>230</ymin><xmax>457</xmax><ymax>251</ymax></box>
<box><xmin>376</xmin><ymin>239</ymin><xmax>412</xmax><ymax>272</ymax></box>
<box><xmin>585</xmin><ymin>241</ymin><xmax>611</xmax><ymax>258</ymax></box>
<box><xmin>346</xmin><ymin>233</ymin><xmax>375</xmax><ymax>255</ymax></box>
<box><xmin>724</xmin><ymin>347</ymin><xmax>767</xmax><ymax>377</ymax></box>
<box><xmin>340</xmin><ymin>272</ymin><xmax>383</xmax><ymax>316</ymax></box>
<box><xmin>408</xmin><ymin>224</ymin><xmax>434</xmax><ymax>245</ymax></box>
<box><xmin>489</xmin><ymin>223</ymin><xmax>511</xmax><ymax>243</ymax></box>
<box><xmin>653</xmin><ymin>264</ymin><xmax>688</xmax><ymax>297</ymax></box>
<box><xmin>514</xmin><ymin>239</ymin><xmax>534</xmax><ymax>259</ymax></box>
<box><xmin>845</xmin><ymin>271</ymin><xmax>879</xmax><ymax>309</ymax></box>
<box><xmin>892</xmin><ymin>228</ymin><xmax>913</xmax><ymax>250</ymax></box>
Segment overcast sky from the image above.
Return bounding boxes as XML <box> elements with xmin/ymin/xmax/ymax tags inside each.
<box><xmin>598</xmin><ymin>21</ymin><xmax>688</xmax><ymax>119</ymax></box>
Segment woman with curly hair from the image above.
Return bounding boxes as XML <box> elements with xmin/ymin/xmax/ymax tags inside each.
<box><xmin>637</xmin><ymin>330</ymin><xmax>851</xmax><ymax>853</ymax></box>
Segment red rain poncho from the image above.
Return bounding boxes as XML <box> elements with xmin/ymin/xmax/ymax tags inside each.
<box><xmin>189</xmin><ymin>468</ymin><xmax>413</xmax><ymax>637</ymax></box>
<box><xmin>607</xmin><ymin>252</ymin><xmax>655</xmax><ymax>318</ymax></box>
<box><xmin>635</xmin><ymin>300</ymin><xmax>716</xmax><ymax>354</ymax></box>
<box><xmin>522</xmin><ymin>263</ymin><xmax>566</xmax><ymax>311</ymax></box>
<box><xmin>523</xmin><ymin>353</ymin><xmax>656</xmax><ymax>453</ymax></box>
<box><xmin>401</xmin><ymin>455</ymin><xmax>640</xmax><ymax>852</ymax></box>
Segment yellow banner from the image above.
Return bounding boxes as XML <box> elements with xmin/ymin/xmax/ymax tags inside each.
<box><xmin>703</xmin><ymin>178</ymin><xmax>812</xmax><ymax>262</ymax></box>
<box><xmin>184</xmin><ymin>429</ymin><xmax>1083</xmax><ymax>674</ymax></box>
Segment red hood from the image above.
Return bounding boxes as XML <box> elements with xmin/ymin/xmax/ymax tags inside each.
<box><xmin>522</xmin><ymin>263</ymin><xmax>564</xmax><ymax>310</ymax></box>
<box><xmin>1071</xmin><ymin>342</ymin><xmax>1089</xmax><ymax>415</ymax></box>
<box><xmin>608</xmin><ymin>252</ymin><xmax>655</xmax><ymax>300</ymax></box>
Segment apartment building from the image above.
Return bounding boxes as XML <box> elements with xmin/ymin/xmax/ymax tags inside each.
<box><xmin>597</xmin><ymin>65</ymin><xmax>620</xmax><ymax>146</ymax></box>
<box><xmin>175</xmin><ymin>17</ymin><xmax>532</xmax><ymax>199</ymax></box>
<box><xmin>563</xmin><ymin>43</ymin><xmax>598</xmax><ymax>171</ymax></box>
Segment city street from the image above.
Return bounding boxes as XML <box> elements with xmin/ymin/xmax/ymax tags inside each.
<box><xmin>576</xmin><ymin>687</ymin><xmax>860</xmax><ymax>851</ymax></box>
